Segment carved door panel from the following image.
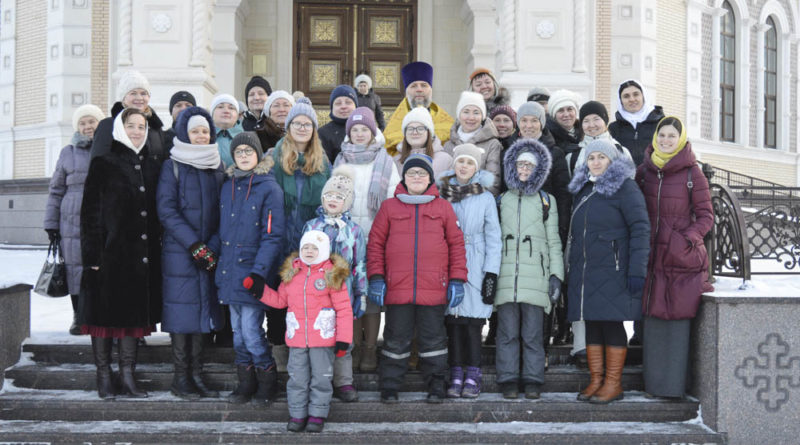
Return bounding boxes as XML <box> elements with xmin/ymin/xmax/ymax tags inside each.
<box><xmin>358</xmin><ymin>6</ymin><xmax>415</xmax><ymax>106</ymax></box>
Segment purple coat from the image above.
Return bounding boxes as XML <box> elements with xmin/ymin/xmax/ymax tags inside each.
<box><xmin>636</xmin><ymin>141</ymin><xmax>714</xmax><ymax>320</ymax></box>
<box><xmin>44</xmin><ymin>134</ymin><xmax>92</xmax><ymax>295</ymax></box>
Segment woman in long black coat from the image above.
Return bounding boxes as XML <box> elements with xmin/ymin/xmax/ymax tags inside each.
<box><xmin>80</xmin><ymin>108</ymin><xmax>163</xmax><ymax>400</ymax></box>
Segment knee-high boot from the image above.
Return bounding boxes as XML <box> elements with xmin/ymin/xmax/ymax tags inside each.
<box><xmin>91</xmin><ymin>336</ymin><xmax>115</xmax><ymax>399</ymax></box>
<box><xmin>118</xmin><ymin>336</ymin><xmax>148</xmax><ymax>398</ymax></box>
<box><xmin>190</xmin><ymin>333</ymin><xmax>219</xmax><ymax>398</ymax></box>
<box><xmin>577</xmin><ymin>344</ymin><xmax>604</xmax><ymax>401</ymax></box>
<box><xmin>590</xmin><ymin>346</ymin><xmax>626</xmax><ymax>404</ymax></box>
<box><xmin>170</xmin><ymin>333</ymin><xmax>200</xmax><ymax>399</ymax></box>
<box><xmin>360</xmin><ymin>312</ymin><xmax>380</xmax><ymax>372</ymax></box>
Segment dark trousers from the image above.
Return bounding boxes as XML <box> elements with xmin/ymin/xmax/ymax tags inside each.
<box><xmin>446</xmin><ymin>317</ymin><xmax>483</xmax><ymax>368</ymax></box>
<box><xmin>266</xmin><ymin>307</ymin><xmax>286</xmax><ymax>346</ymax></box>
<box><xmin>380</xmin><ymin>304</ymin><xmax>448</xmax><ymax>391</ymax></box>
<box><xmin>585</xmin><ymin>320</ymin><xmax>627</xmax><ymax>347</ymax></box>
<box><xmin>70</xmin><ymin>294</ymin><xmax>79</xmax><ymax>312</ymax></box>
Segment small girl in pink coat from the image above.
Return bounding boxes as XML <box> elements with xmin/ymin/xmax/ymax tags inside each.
<box><xmin>258</xmin><ymin>230</ymin><xmax>353</xmax><ymax>433</ymax></box>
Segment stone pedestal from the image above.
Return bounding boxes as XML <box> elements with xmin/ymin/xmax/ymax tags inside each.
<box><xmin>0</xmin><ymin>284</ymin><xmax>31</xmax><ymax>390</ymax></box>
<box><xmin>691</xmin><ymin>293</ymin><xmax>800</xmax><ymax>445</ymax></box>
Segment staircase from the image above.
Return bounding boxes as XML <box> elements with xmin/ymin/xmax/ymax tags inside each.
<box><xmin>0</xmin><ymin>339</ymin><xmax>726</xmax><ymax>444</ymax></box>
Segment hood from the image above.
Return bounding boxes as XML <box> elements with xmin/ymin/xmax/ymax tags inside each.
<box><xmin>436</xmin><ymin>168</ymin><xmax>495</xmax><ymax>189</ymax></box>
<box><xmin>449</xmin><ymin>119</ymin><xmax>499</xmax><ymax>145</ymax></box>
<box><xmin>641</xmin><ymin>140</ymin><xmax>698</xmax><ymax>174</ymax></box>
<box><xmin>279</xmin><ymin>252</ymin><xmax>350</xmax><ymax>290</ymax></box>
<box><xmin>503</xmin><ymin>138</ymin><xmax>552</xmax><ymax>196</ymax></box>
<box><xmin>568</xmin><ymin>156</ymin><xmax>636</xmax><ymax>197</ymax></box>
<box><xmin>486</xmin><ymin>87</ymin><xmax>511</xmax><ymax>109</ymax></box>
<box><xmin>110</xmin><ymin>101</ymin><xmax>164</xmax><ymax>130</ymax></box>
<box><xmin>224</xmin><ymin>155</ymin><xmax>275</xmax><ymax>177</ymax></box>
<box><xmin>175</xmin><ymin>106</ymin><xmax>217</xmax><ymax>144</ymax></box>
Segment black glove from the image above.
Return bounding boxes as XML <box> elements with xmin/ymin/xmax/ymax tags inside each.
<box><xmin>481</xmin><ymin>272</ymin><xmax>498</xmax><ymax>305</ymax></box>
<box><xmin>45</xmin><ymin>229</ymin><xmax>60</xmax><ymax>243</ymax></box>
<box><xmin>548</xmin><ymin>275</ymin><xmax>562</xmax><ymax>305</ymax></box>
<box><xmin>628</xmin><ymin>276</ymin><xmax>646</xmax><ymax>297</ymax></box>
<box><xmin>189</xmin><ymin>242</ymin><xmax>218</xmax><ymax>271</ymax></box>
<box><xmin>335</xmin><ymin>341</ymin><xmax>349</xmax><ymax>358</ymax></box>
<box><xmin>242</xmin><ymin>273</ymin><xmax>266</xmax><ymax>298</ymax></box>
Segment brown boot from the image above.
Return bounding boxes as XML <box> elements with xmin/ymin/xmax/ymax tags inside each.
<box><xmin>590</xmin><ymin>346</ymin><xmax>626</xmax><ymax>404</ymax></box>
<box><xmin>351</xmin><ymin>318</ymin><xmax>363</xmax><ymax>371</ymax></box>
<box><xmin>360</xmin><ymin>313</ymin><xmax>380</xmax><ymax>372</ymax></box>
<box><xmin>577</xmin><ymin>345</ymin><xmax>604</xmax><ymax>401</ymax></box>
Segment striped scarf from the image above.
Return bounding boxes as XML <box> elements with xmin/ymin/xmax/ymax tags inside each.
<box><xmin>335</xmin><ymin>141</ymin><xmax>394</xmax><ymax>218</ymax></box>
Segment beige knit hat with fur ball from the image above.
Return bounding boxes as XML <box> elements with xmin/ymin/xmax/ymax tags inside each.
<box><xmin>321</xmin><ymin>165</ymin><xmax>356</xmax><ymax>213</ymax></box>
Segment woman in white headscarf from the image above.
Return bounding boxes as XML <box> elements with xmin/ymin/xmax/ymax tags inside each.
<box><xmin>608</xmin><ymin>80</ymin><xmax>665</xmax><ymax>167</ymax></box>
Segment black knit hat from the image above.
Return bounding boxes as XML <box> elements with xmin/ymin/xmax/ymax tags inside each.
<box><xmin>579</xmin><ymin>100</ymin><xmax>609</xmax><ymax>125</ymax></box>
<box><xmin>169</xmin><ymin>91</ymin><xmax>196</xmax><ymax>113</ymax></box>
<box><xmin>245</xmin><ymin>76</ymin><xmax>272</xmax><ymax>102</ymax></box>
<box><xmin>230</xmin><ymin>131</ymin><xmax>264</xmax><ymax>161</ymax></box>
<box><xmin>402</xmin><ymin>153</ymin><xmax>435</xmax><ymax>186</ymax></box>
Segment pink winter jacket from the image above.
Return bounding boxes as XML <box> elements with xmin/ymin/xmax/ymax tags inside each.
<box><xmin>259</xmin><ymin>253</ymin><xmax>353</xmax><ymax>348</ymax></box>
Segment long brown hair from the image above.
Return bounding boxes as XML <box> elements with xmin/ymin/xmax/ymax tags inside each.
<box><xmin>399</xmin><ymin>132</ymin><xmax>433</xmax><ymax>164</ymax></box>
<box><xmin>280</xmin><ymin>128</ymin><xmax>326</xmax><ymax>176</ymax></box>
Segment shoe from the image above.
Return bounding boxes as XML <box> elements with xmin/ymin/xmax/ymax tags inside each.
<box><xmin>287</xmin><ymin>417</ymin><xmax>307</xmax><ymax>432</ymax></box>
<box><xmin>426</xmin><ymin>376</ymin><xmax>446</xmax><ymax>404</ymax></box>
<box><xmin>69</xmin><ymin>312</ymin><xmax>82</xmax><ymax>336</ymax></box>
<box><xmin>380</xmin><ymin>389</ymin><xmax>399</xmax><ymax>403</ymax></box>
<box><xmin>524</xmin><ymin>383</ymin><xmax>541</xmax><ymax>399</ymax></box>
<box><xmin>272</xmin><ymin>344</ymin><xmax>289</xmax><ymax>373</ymax></box>
<box><xmin>118</xmin><ymin>337</ymin><xmax>148</xmax><ymax>398</ymax></box>
<box><xmin>447</xmin><ymin>367</ymin><xmax>464</xmax><ymax>398</ymax></box>
<box><xmin>573</xmin><ymin>350</ymin><xmax>588</xmax><ymax>370</ymax></box>
<box><xmin>590</xmin><ymin>346</ymin><xmax>627</xmax><ymax>404</ymax></box>
<box><xmin>227</xmin><ymin>364</ymin><xmax>257</xmax><ymax>404</ymax></box>
<box><xmin>251</xmin><ymin>365</ymin><xmax>278</xmax><ymax>406</ymax></box>
<box><xmin>305</xmin><ymin>416</ymin><xmax>325</xmax><ymax>433</ymax></box>
<box><xmin>461</xmin><ymin>366</ymin><xmax>482</xmax><ymax>399</ymax></box>
<box><xmin>360</xmin><ymin>345</ymin><xmax>378</xmax><ymax>372</ymax></box>
<box><xmin>334</xmin><ymin>384</ymin><xmax>359</xmax><ymax>402</ymax></box>
<box><xmin>170</xmin><ymin>334</ymin><xmax>201</xmax><ymax>400</ymax></box>
<box><xmin>501</xmin><ymin>382</ymin><xmax>519</xmax><ymax>399</ymax></box>
<box><xmin>91</xmin><ymin>336</ymin><xmax>115</xmax><ymax>400</ymax></box>
<box><xmin>577</xmin><ymin>345</ymin><xmax>604</xmax><ymax>401</ymax></box>
<box><xmin>628</xmin><ymin>335</ymin><xmax>641</xmax><ymax>347</ymax></box>
<box><xmin>189</xmin><ymin>334</ymin><xmax>219</xmax><ymax>398</ymax></box>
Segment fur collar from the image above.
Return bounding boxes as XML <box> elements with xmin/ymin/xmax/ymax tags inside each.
<box><xmin>279</xmin><ymin>252</ymin><xmax>351</xmax><ymax>291</ymax></box>
<box><xmin>436</xmin><ymin>169</ymin><xmax>495</xmax><ymax>189</ymax></box>
<box><xmin>568</xmin><ymin>157</ymin><xmax>636</xmax><ymax>197</ymax></box>
<box><xmin>224</xmin><ymin>156</ymin><xmax>275</xmax><ymax>177</ymax></box>
<box><xmin>503</xmin><ymin>138</ymin><xmax>552</xmax><ymax>196</ymax></box>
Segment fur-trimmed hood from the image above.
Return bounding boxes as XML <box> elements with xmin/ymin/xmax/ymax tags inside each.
<box><xmin>279</xmin><ymin>252</ymin><xmax>350</xmax><ymax>291</ymax></box>
<box><xmin>486</xmin><ymin>86</ymin><xmax>511</xmax><ymax>110</ymax></box>
<box><xmin>224</xmin><ymin>155</ymin><xmax>275</xmax><ymax>177</ymax></box>
<box><xmin>503</xmin><ymin>138</ymin><xmax>552</xmax><ymax>195</ymax></box>
<box><xmin>568</xmin><ymin>156</ymin><xmax>636</xmax><ymax>197</ymax></box>
<box><xmin>436</xmin><ymin>168</ymin><xmax>495</xmax><ymax>189</ymax></box>
<box><xmin>175</xmin><ymin>106</ymin><xmax>217</xmax><ymax>144</ymax></box>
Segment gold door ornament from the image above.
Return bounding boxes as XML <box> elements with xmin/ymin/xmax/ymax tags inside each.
<box><xmin>310</xmin><ymin>61</ymin><xmax>340</xmax><ymax>89</ymax></box>
<box><xmin>311</xmin><ymin>17</ymin><xmax>340</xmax><ymax>46</ymax></box>
<box><xmin>370</xmin><ymin>18</ymin><xmax>400</xmax><ymax>47</ymax></box>
<box><xmin>370</xmin><ymin>62</ymin><xmax>400</xmax><ymax>90</ymax></box>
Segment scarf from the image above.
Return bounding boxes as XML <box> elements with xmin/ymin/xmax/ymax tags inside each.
<box><xmin>616</xmin><ymin>79</ymin><xmax>656</xmax><ymax>129</ymax></box>
<box><xmin>396</xmin><ymin>193</ymin><xmax>436</xmax><ymax>205</ymax></box>
<box><xmin>650</xmin><ymin>116</ymin><xmax>688</xmax><ymax>169</ymax></box>
<box><xmin>170</xmin><ymin>138</ymin><xmax>221</xmax><ymax>170</ymax></box>
<box><xmin>457</xmin><ymin>126</ymin><xmax>480</xmax><ymax>143</ymax></box>
<box><xmin>438</xmin><ymin>175</ymin><xmax>485</xmax><ymax>203</ymax></box>
<box><xmin>112</xmin><ymin>112</ymin><xmax>148</xmax><ymax>154</ymax></box>
<box><xmin>272</xmin><ymin>140</ymin><xmax>330</xmax><ymax>229</ymax></box>
<box><xmin>335</xmin><ymin>141</ymin><xmax>394</xmax><ymax>218</ymax></box>
<box><xmin>71</xmin><ymin>132</ymin><xmax>92</xmax><ymax>149</ymax></box>
<box><xmin>233</xmin><ymin>167</ymin><xmax>254</xmax><ymax>178</ymax></box>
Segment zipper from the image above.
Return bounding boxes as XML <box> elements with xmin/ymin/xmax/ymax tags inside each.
<box><xmin>513</xmin><ymin>194</ymin><xmax>522</xmax><ymax>302</ymax></box>
<box><xmin>412</xmin><ymin>204</ymin><xmax>419</xmax><ymax>304</ymax></box>
<box><xmin>566</xmin><ymin>190</ymin><xmax>595</xmax><ymax>275</ymax></box>
<box><xmin>644</xmin><ymin>170</ymin><xmax>664</xmax><ymax>313</ymax></box>
<box><xmin>524</xmin><ymin>235</ymin><xmax>532</xmax><ymax>257</ymax></box>
<box><xmin>540</xmin><ymin>252</ymin><xmax>545</xmax><ymax>276</ymax></box>
<box><xmin>612</xmin><ymin>240</ymin><xmax>619</xmax><ymax>271</ymax></box>
<box><xmin>579</xmin><ymin>201</ymin><xmax>589</xmax><ymax>322</ymax></box>
<box><xmin>303</xmin><ymin>267</ymin><xmax>311</xmax><ymax>347</ymax></box>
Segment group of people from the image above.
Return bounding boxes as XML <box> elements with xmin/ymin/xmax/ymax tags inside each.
<box><xmin>44</xmin><ymin>60</ymin><xmax>713</xmax><ymax>433</ymax></box>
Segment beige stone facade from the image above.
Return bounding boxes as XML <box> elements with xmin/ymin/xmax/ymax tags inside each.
<box><xmin>91</xmin><ymin>0</ymin><xmax>109</xmax><ymax>109</ymax></box>
<box><xmin>13</xmin><ymin>0</ymin><xmax>45</xmax><ymax>127</ymax></box>
<box><xmin>656</xmin><ymin>0</ymin><xmax>687</xmax><ymax>121</ymax></box>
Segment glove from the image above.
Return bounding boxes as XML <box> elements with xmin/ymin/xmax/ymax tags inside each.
<box><xmin>189</xmin><ymin>242</ymin><xmax>218</xmax><ymax>271</ymax></box>
<box><xmin>548</xmin><ymin>275</ymin><xmax>562</xmax><ymax>305</ymax></box>
<box><xmin>368</xmin><ymin>277</ymin><xmax>386</xmax><ymax>307</ymax></box>
<box><xmin>447</xmin><ymin>280</ymin><xmax>464</xmax><ymax>308</ymax></box>
<box><xmin>481</xmin><ymin>272</ymin><xmax>498</xmax><ymax>305</ymax></box>
<box><xmin>352</xmin><ymin>295</ymin><xmax>367</xmax><ymax>319</ymax></box>
<box><xmin>335</xmin><ymin>341</ymin><xmax>350</xmax><ymax>358</ymax></box>
<box><xmin>628</xmin><ymin>276</ymin><xmax>646</xmax><ymax>297</ymax></box>
<box><xmin>45</xmin><ymin>229</ymin><xmax>60</xmax><ymax>243</ymax></box>
<box><xmin>243</xmin><ymin>273</ymin><xmax>266</xmax><ymax>299</ymax></box>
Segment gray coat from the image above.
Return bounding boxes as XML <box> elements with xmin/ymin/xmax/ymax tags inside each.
<box><xmin>44</xmin><ymin>133</ymin><xmax>92</xmax><ymax>295</ymax></box>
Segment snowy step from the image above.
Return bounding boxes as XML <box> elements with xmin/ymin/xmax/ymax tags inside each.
<box><xmin>3</xmin><ymin>363</ymin><xmax>644</xmax><ymax>393</ymax></box>
<box><xmin>0</xmin><ymin>390</ymin><xmax>702</xmax><ymax>424</ymax></box>
<box><xmin>0</xmin><ymin>419</ymin><xmax>726</xmax><ymax>444</ymax></box>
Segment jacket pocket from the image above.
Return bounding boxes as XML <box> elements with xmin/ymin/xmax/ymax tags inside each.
<box><xmin>313</xmin><ymin>308</ymin><xmax>336</xmax><ymax>339</ymax></box>
<box><xmin>663</xmin><ymin>228</ymin><xmax>706</xmax><ymax>271</ymax></box>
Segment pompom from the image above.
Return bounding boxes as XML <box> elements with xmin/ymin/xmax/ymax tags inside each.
<box><xmin>296</xmin><ymin>97</ymin><xmax>312</xmax><ymax>106</ymax></box>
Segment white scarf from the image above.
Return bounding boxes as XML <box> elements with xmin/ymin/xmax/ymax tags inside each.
<box><xmin>616</xmin><ymin>79</ymin><xmax>656</xmax><ymax>129</ymax></box>
<box><xmin>457</xmin><ymin>126</ymin><xmax>480</xmax><ymax>143</ymax></box>
<box><xmin>112</xmin><ymin>112</ymin><xmax>148</xmax><ymax>154</ymax></box>
<box><xmin>170</xmin><ymin>137</ymin><xmax>221</xmax><ymax>170</ymax></box>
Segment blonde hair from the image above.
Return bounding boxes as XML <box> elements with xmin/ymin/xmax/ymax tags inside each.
<box><xmin>399</xmin><ymin>132</ymin><xmax>434</xmax><ymax>164</ymax></box>
<box><xmin>280</xmin><ymin>129</ymin><xmax>326</xmax><ymax>176</ymax></box>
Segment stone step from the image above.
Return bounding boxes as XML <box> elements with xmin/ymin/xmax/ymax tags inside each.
<box><xmin>3</xmin><ymin>363</ymin><xmax>644</xmax><ymax>393</ymax></box>
<box><xmin>0</xmin><ymin>390</ymin><xmax>702</xmax><ymax>424</ymax></box>
<box><xmin>0</xmin><ymin>419</ymin><xmax>726</xmax><ymax>444</ymax></box>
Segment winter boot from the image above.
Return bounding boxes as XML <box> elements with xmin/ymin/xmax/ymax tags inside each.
<box><xmin>305</xmin><ymin>416</ymin><xmax>326</xmax><ymax>433</ymax></box>
<box><xmin>360</xmin><ymin>312</ymin><xmax>380</xmax><ymax>371</ymax></box>
<box><xmin>524</xmin><ymin>382</ymin><xmax>542</xmax><ymax>399</ymax></box>
<box><xmin>484</xmin><ymin>313</ymin><xmax>497</xmax><ymax>346</ymax></box>
<box><xmin>578</xmin><ymin>345</ymin><xmax>604</xmax><ymax>401</ymax></box>
<box><xmin>360</xmin><ymin>345</ymin><xmax>378</xmax><ymax>372</ymax></box>
<box><xmin>251</xmin><ymin>365</ymin><xmax>278</xmax><ymax>406</ymax></box>
<box><xmin>190</xmin><ymin>333</ymin><xmax>219</xmax><ymax>398</ymax></box>
<box><xmin>380</xmin><ymin>389</ymin><xmax>399</xmax><ymax>403</ymax></box>
<box><xmin>447</xmin><ymin>366</ymin><xmax>464</xmax><ymax>398</ymax></box>
<box><xmin>118</xmin><ymin>336</ymin><xmax>148</xmax><ymax>398</ymax></box>
<box><xmin>590</xmin><ymin>346</ymin><xmax>627</xmax><ymax>404</ymax></box>
<box><xmin>462</xmin><ymin>366</ymin><xmax>482</xmax><ymax>399</ymax></box>
<box><xmin>426</xmin><ymin>375</ymin><xmax>446</xmax><ymax>404</ymax></box>
<box><xmin>501</xmin><ymin>382</ymin><xmax>519</xmax><ymax>399</ymax></box>
<box><xmin>170</xmin><ymin>334</ymin><xmax>200</xmax><ymax>399</ymax></box>
<box><xmin>271</xmin><ymin>344</ymin><xmax>289</xmax><ymax>373</ymax></box>
<box><xmin>91</xmin><ymin>336</ymin><xmax>115</xmax><ymax>399</ymax></box>
<box><xmin>334</xmin><ymin>385</ymin><xmax>359</xmax><ymax>402</ymax></box>
<box><xmin>351</xmin><ymin>318</ymin><xmax>363</xmax><ymax>370</ymax></box>
<box><xmin>228</xmin><ymin>364</ymin><xmax>257</xmax><ymax>404</ymax></box>
<box><xmin>287</xmin><ymin>417</ymin><xmax>307</xmax><ymax>432</ymax></box>
<box><xmin>69</xmin><ymin>312</ymin><xmax>82</xmax><ymax>336</ymax></box>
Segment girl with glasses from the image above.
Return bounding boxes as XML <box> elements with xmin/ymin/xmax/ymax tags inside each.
<box><xmin>393</xmin><ymin>107</ymin><xmax>453</xmax><ymax>178</ymax></box>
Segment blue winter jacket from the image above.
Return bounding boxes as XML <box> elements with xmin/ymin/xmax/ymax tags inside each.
<box><xmin>566</xmin><ymin>157</ymin><xmax>650</xmax><ymax>322</ymax></box>
<box><xmin>212</xmin><ymin>157</ymin><xmax>286</xmax><ymax>308</ymax></box>
<box><xmin>156</xmin><ymin>159</ymin><xmax>224</xmax><ymax>333</ymax></box>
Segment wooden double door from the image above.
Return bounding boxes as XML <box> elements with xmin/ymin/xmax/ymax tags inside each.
<box><xmin>293</xmin><ymin>0</ymin><xmax>417</xmax><ymax>107</ymax></box>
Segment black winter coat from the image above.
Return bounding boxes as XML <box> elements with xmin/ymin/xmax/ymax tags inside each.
<box><xmin>90</xmin><ymin>102</ymin><xmax>168</xmax><ymax>165</ymax></box>
<box><xmin>80</xmin><ymin>141</ymin><xmax>163</xmax><ymax>328</ymax></box>
<box><xmin>608</xmin><ymin>106</ymin><xmax>665</xmax><ymax>166</ymax></box>
<box><xmin>356</xmin><ymin>89</ymin><xmax>386</xmax><ymax>130</ymax></box>
<box><xmin>318</xmin><ymin>119</ymin><xmax>347</xmax><ymax>164</ymax></box>
<box><xmin>241</xmin><ymin>110</ymin><xmax>264</xmax><ymax>131</ymax></box>
<box><xmin>546</xmin><ymin>119</ymin><xmax>583</xmax><ymax>173</ymax></box>
<box><xmin>537</xmin><ymin>128</ymin><xmax>572</xmax><ymax>245</ymax></box>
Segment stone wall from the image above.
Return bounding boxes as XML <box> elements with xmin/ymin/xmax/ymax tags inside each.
<box><xmin>91</xmin><ymin>0</ymin><xmax>109</xmax><ymax>110</ymax></box>
<box><xmin>0</xmin><ymin>284</ymin><xmax>31</xmax><ymax>390</ymax></box>
<box><xmin>594</xmin><ymin>1</ymin><xmax>611</xmax><ymax>108</ymax></box>
<box><xmin>656</xmin><ymin>0</ymin><xmax>687</xmax><ymax>118</ymax></box>
<box><xmin>12</xmin><ymin>139</ymin><xmax>45</xmax><ymax>180</ymax></box>
<box><xmin>13</xmin><ymin>0</ymin><xmax>45</xmax><ymax>128</ymax></box>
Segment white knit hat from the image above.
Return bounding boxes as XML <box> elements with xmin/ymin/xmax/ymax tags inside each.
<box><xmin>354</xmin><ymin>74</ymin><xmax>373</xmax><ymax>90</ymax></box>
<box><xmin>299</xmin><ymin>230</ymin><xmax>331</xmax><ymax>266</ymax></box>
<box><xmin>456</xmin><ymin>91</ymin><xmax>487</xmax><ymax>120</ymax></box>
<box><xmin>453</xmin><ymin>143</ymin><xmax>485</xmax><ymax>167</ymax></box>
<box><xmin>262</xmin><ymin>90</ymin><xmax>296</xmax><ymax>118</ymax></box>
<box><xmin>187</xmin><ymin>114</ymin><xmax>210</xmax><ymax>132</ymax></box>
<box><xmin>547</xmin><ymin>89</ymin><xmax>581</xmax><ymax>119</ymax></box>
<box><xmin>72</xmin><ymin>104</ymin><xmax>105</xmax><ymax>131</ymax></box>
<box><xmin>210</xmin><ymin>94</ymin><xmax>239</xmax><ymax>113</ymax></box>
<box><xmin>117</xmin><ymin>70</ymin><xmax>150</xmax><ymax>101</ymax></box>
<box><xmin>402</xmin><ymin>106</ymin><xmax>435</xmax><ymax>136</ymax></box>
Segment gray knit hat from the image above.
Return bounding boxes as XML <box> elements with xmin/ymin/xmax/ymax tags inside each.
<box><xmin>230</xmin><ymin>131</ymin><xmax>264</xmax><ymax>160</ymax></box>
<box><xmin>286</xmin><ymin>97</ymin><xmax>318</xmax><ymax>129</ymax></box>
<box><xmin>453</xmin><ymin>143</ymin><xmax>485</xmax><ymax>166</ymax></box>
<box><xmin>584</xmin><ymin>139</ymin><xmax>620</xmax><ymax>161</ymax></box>
<box><xmin>517</xmin><ymin>101</ymin><xmax>547</xmax><ymax>127</ymax></box>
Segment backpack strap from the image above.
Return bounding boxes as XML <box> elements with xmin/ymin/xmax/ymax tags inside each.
<box><xmin>539</xmin><ymin>190</ymin><xmax>550</xmax><ymax>222</ymax></box>
<box><xmin>687</xmin><ymin>164</ymin><xmax>695</xmax><ymax>207</ymax></box>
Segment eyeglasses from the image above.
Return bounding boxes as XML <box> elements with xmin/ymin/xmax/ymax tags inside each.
<box><xmin>404</xmin><ymin>169</ymin><xmax>429</xmax><ymax>178</ymax></box>
<box><xmin>323</xmin><ymin>192</ymin><xmax>346</xmax><ymax>202</ymax></box>
<box><xmin>516</xmin><ymin>161</ymin><xmax>536</xmax><ymax>171</ymax></box>
<box><xmin>405</xmin><ymin>125</ymin><xmax>428</xmax><ymax>135</ymax></box>
<box><xmin>234</xmin><ymin>148</ymin><xmax>256</xmax><ymax>157</ymax></box>
<box><xmin>290</xmin><ymin>121</ymin><xmax>314</xmax><ymax>131</ymax></box>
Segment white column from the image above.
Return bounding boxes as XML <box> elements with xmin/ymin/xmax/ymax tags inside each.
<box><xmin>501</xmin><ymin>0</ymin><xmax>517</xmax><ymax>72</ymax></box>
<box><xmin>0</xmin><ymin>1</ymin><xmax>16</xmax><ymax>179</ymax></box>
<box><xmin>189</xmin><ymin>0</ymin><xmax>210</xmax><ymax>67</ymax></box>
<box><xmin>462</xmin><ymin>0</ymin><xmax>498</xmax><ymax>71</ymax></box>
<box><xmin>211</xmin><ymin>0</ymin><xmax>245</xmax><ymax>99</ymax></box>
<box><xmin>572</xmin><ymin>0</ymin><xmax>587</xmax><ymax>73</ymax></box>
<box><xmin>709</xmin><ymin>7</ymin><xmax>726</xmax><ymax>143</ymax></box>
<box><xmin>118</xmin><ymin>0</ymin><xmax>132</xmax><ymax>66</ymax></box>
<box><xmin>685</xmin><ymin>0</ymin><xmax>708</xmax><ymax>139</ymax></box>
<box><xmin>754</xmin><ymin>23</ymin><xmax>770</xmax><ymax>149</ymax></box>
<box><xmin>738</xmin><ymin>18</ymin><xmax>753</xmax><ymax>146</ymax></box>
<box><xmin>779</xmin><ymin>32</ymin><xmax>792</xmax><ymax>151</ymax></box>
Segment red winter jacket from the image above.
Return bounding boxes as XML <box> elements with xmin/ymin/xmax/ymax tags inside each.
<box><xmin>367</xmin><ymin>182</ymin><xmax>468</xmax><ymax>306</ymax></box>
<box><xmin>635</xmin><ymin>141</ymin><xmax>714</xmax><ymax>320</ymax></box>
<box><xmin>259</xmin><ymin>253</ymin><xmax>353</xmax><ymax>348</ymax></box>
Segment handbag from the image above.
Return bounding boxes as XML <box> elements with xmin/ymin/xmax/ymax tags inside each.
<box><xmin>33</xmin><ymin>239</ymin><xmax>69</xmax><ymax>297</ymax></box>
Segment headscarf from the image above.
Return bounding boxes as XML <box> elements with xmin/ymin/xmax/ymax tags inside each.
<box><xmin>616</xmin><ymin>79</ymin><xmax>656</xmax><ymax>129</ymax></box>
<box><xmin>112</xmin><ymin>112</ymin><xmax>148</xmax><ymax>154</ymax></box>
<box><xmin>651</xmin><ymin>116</ymin><xmax>688</xmax><ymax>169</ymax></box>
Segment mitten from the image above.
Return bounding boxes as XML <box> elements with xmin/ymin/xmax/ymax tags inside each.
<box><xmin>243</xmin><ymin>273</ymin><xmax>266</xmax><ymax>299</ymax></box>
<box><xmin>368</xmin><ymin>277</ymin><xmax>386</xmax><ymax>306</ymax></box>
<box><xmin>45</xmin><ymin>229</ymin><xmax>61</xmax><ymax>243</ymax></box>
<box><xmin>447</xmin><ymin>280</ymin><xmax>465</xmax><ymax>308</ymax></box>
<box><xmin>189</xmin><ymin>242</ymin><xmax>218</xmax><ymax>271</ymax></box>
<box><xmin>352</xmin><ymin>294</ymin><xmax>367</xmax><ymax>319</ymax></box>
<box><xmin>627</xmin><ymin>276</ymin><xmax>646</xmax><ymax>297</ymax></box>
<box><xmin>335</xmin><ymin>341</ymin><xmax>349</xmax><ymax>358</ymax></box>
<box><xmin>548</xmin><ymin>275</ymin><xmax>562</xmax><ymax>305</ymax></box>
<box><xmin>481</xmin><ymin>272</ymin><xmax>498</xmax><ymax>305</ymax></box>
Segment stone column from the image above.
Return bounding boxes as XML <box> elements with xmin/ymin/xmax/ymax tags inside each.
<box><xmin>211</xmin><ymin>0</ymin><xmax>245</xmax><ymax>97</ymax></box>
<box><xmin>709</xmin><ymin>7</ymin><xmax>727</xmax><ymax>143</ymax></box>
<box><xmin>501</xmin><ymin>0</ymin><xmax>517</xmax><ymax>72</ymax></box>
<box><xmin>461</xmin><ymin>0</ymin><xmax>498</xmax><ymax>72</ymax></box>
<box><xmin>754</xmin><ymin>22</ymin><xmax>771</xmax><ymax>149</ymax></box>
<box><xmin>572</xmin><ymin>0</ymin><xmax>587</xmax><ymax>73</ymax></box>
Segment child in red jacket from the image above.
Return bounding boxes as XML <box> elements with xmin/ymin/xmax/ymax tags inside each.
<box><xmin>258</xmin><ymin>230</ymin><xmax>353</xmax><ymax>433</ymax></box>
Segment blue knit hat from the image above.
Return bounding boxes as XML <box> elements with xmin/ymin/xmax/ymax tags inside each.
<box><xmin>286</xmin><ymin>97</ymin><xmax>318</xmax><ymax>129</ymax></box>
<box><xmin>401</xmin><ymin>62</ymin><xmax>433</xmax><ymax>89</ymax></box>
<box><xmin>329</xmin><ymin>85</ymin><xmax>357</xmax><ymax>109</ymax></box>
<box><xmin>402</xmin><ymin>153</ymin><xmax>435</xmax><ymax>184</ymax></box>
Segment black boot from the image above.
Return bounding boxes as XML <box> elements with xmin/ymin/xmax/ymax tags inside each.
<box><xmin>228</xmin><ymin>364</ymin><xmax>257</xmax><ymax>404</ymax></box>
<box><xmin>426</xmin><ymin>375</ymin><xmax>446</xmax><ymax>404</ymax></box>
<box><xmin>170</xmin><ymin>334</ymin><xmax>200</xmax><ymax>399</ymax></box>
<box><xmin>553</xmin><ymin>305</ymin><xmax>572</xmax><ymax>345</ymax></box>
<box><xmin>190</xmin><ymin>333</ymin><xmax>219</xmax><ymax>398</ymax></box>
<box><xmin>69</xmin><ymin>312</ymin><xmax>82</xmax><ymax>336</ymax></box>
<box><xmin>484</xmin><ymin>313</ymin><xmax>497</xmax><ymax>346</ymax></box>
<box><xmin>251</xmin><ymin>365</ymin><xmax>278</xmax><ymax>406</ymax></box>
<box><xmin>91</xmin><ymin>336</ymin><xmax>115</xmax><ymax>399</ymax></box>
<box><xmin>118</xmin><ymin>336</ymin><xmax>148</xmax><ymax>398</ymax></box>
